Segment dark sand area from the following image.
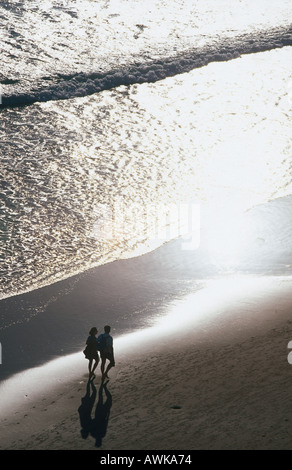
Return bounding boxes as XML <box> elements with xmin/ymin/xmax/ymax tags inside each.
<box><xmin>1</xmin><ymin>273</ymin><xmax>292</xmax><ymax>450</ymax></box>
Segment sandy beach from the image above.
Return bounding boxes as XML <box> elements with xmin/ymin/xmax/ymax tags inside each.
<box><xmin>1</xmin><ymin>0</ymin><xmax>291</xmax><ymax>455</ymax></box>
<box><xmin>1</xmin><ymin>273</ymin><xmax>292</xmax><ymax>451</ymax></box>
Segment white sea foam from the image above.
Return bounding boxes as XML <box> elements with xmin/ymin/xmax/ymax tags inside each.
<box><xmin>1</xmin><ymin>47</ymin><xmax>292</xmax><ymax>299</ymax></box>
<box><xmin>1</xmin><ymin>0</ymin><xmax>291</xmax><ymax>104</ymax></box>
<box><xmin>0</xmin><ymin>1</ymin><xmax>291</xmax><ymax>300</ymax></box>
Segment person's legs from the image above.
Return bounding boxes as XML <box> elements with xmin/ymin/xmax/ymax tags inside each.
<box><xmin>101</xmin><ymin>356</ymin><xmax>110</xmax><ymax>380</ymax></box>
<box><xmin>104</xmin><ymin>354</ymin><xmax>115</xmax><ymax>378</ymax></box>
<box><xmin>104</xmin><ymin>364</ymin><xmax>112</xmax><ymax>377</ymax></box>
<box><xmin>100</xmin><ymin>355</ymin><xmax>106</xmax><ymax>376</ymax></box>
<box><xmin>88</xmin><ymin>359</ymin><xmax>93</xmax><ymax>377</ymax></box>
<box><xmin>91</xmin><ymin>357</ymin><xmax>98</xmax><ymax>376</ymax></box>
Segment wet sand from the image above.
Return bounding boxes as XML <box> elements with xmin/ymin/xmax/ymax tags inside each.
<box><xmin>1</xmin><ymin>275</ymin><xmax>292</xmax><ymax>450</ymax></box>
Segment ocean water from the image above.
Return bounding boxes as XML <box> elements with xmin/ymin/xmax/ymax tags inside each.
<box><xmin>0</xmin><ymin>0</ymin><xmax>292</xmax><ymax>300</ymax></box>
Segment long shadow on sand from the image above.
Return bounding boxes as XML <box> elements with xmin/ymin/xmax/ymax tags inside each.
<box><xmin>78</xmin><ymin>379</ymin><xmax>112</xmax><ymax>448</ymax></box>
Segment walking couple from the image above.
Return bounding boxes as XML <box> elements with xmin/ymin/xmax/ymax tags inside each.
<box><xmin>84</xmin><ymin>325</ymin><xmax>115</xmax><ymax>381</ymax></box>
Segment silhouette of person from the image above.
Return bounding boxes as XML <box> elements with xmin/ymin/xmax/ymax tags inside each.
<box><xmin>84</xmin><ymin>327</ymin><xmax>100</xmax><ymax>379</ymax></box>
<box><xmin>97</xmin><ymin>325</ymin><xmax>115</xmax><ymax>381</ymax></box>
<box><xmin>90</xmin><ymin>381</ymin><xmax>112</xmax><ymax>448</ymax></box>
<box><xmin>78</xmin><ymin>379</ymin><xmax>97</xmax><ymax>439</ymax></box>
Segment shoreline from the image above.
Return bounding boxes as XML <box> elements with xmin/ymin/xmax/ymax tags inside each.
<box><xmin>0</xmin><ymin>232</ymin><xmax>216</xmax><ymax>382</ymax></box>
<box><xmin>1</xmin><ymin>275</ymin><xmax>292</xmax><ymax>450</ymax></box>
<box><xmin>1</xmin><ymin>193</ymin><xmax>292</xmax><ymax>382</ymax></box>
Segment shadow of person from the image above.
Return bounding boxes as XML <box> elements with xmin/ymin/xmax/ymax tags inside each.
<box><xmin>90</xmin><ymin>380</ymin><xmax>112</xmax><ymax>448</ymax></box>
<box><xmin>78</xmin><ymin>379</ymin><xmax>97</xmax><ymax>439</ymax></box>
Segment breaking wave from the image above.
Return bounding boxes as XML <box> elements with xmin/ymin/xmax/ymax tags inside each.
<box><xmin>1</xmin><ymin>25</ymin><xmax>291</xmax><ymax>108</ymax></box>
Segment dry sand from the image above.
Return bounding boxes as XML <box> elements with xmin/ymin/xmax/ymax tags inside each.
<box><xmin>1</xmin><ymin>275</ymin><xmax>292</xmax><ymax>450</ymax></box>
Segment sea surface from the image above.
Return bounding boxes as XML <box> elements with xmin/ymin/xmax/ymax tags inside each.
<box><xmin>1</xmin><ymin>0</ymin><xmax>292</xmax><ymax>303</ymax></box>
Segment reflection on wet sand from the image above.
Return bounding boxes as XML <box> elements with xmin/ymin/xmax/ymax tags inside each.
<box><xmin>78</xmin><ymin>379</ymin><xmax>112</xmax><ymax>448</ymax></box>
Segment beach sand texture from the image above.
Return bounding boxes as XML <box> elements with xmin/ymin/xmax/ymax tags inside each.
<box><xmin>1</xmin><ymin>0</ymin><xmax>292</xmax><ymax>453</ymax></box>
<box><xmin>1</xmin><ymin>275</ymin><xmax>292</xmax><ymax>450</ymax></box>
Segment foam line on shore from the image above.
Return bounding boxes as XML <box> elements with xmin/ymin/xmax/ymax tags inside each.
<box><xmin>1</xmin><ymin>26</ymin><xmax>291</xmax><ymax>108</ymax></box>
